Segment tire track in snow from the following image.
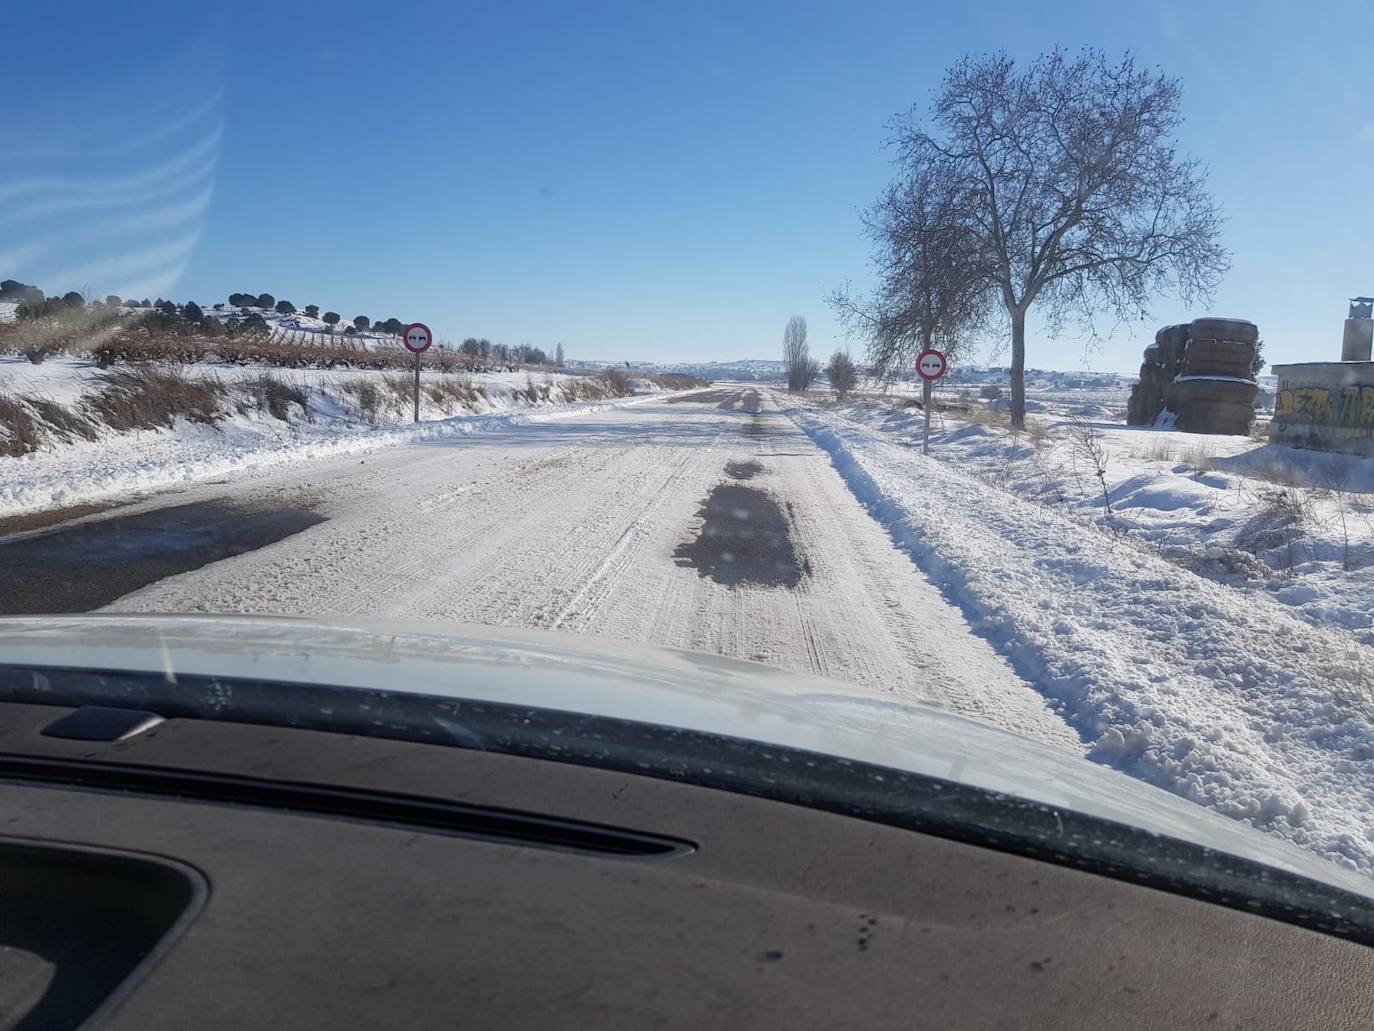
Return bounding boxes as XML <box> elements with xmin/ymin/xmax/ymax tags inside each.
<box><xmin>549</xmin><ymin>433</ymin><xmax>719</xmax><ymax>632</ymax></box>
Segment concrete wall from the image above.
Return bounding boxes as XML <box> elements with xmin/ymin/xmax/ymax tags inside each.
<box><xmin>1342</xmin><ymin>319</ymin><xmax>1373</xmax><ymax>362</ymax></box>
<box><xmin>1270</xmin><ymin>361</ymin><xmax>1374</xmax><ymax>456</ymax></box>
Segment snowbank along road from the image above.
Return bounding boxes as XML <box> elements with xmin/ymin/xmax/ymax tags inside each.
<box><xmin>11</xmin><ymin>387</ymin><xmax>1081</xmax><ymax>754</ymax></box>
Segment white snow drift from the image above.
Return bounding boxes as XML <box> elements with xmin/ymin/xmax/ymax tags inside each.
<box><xmin>784</xmin><ymin>396</ymin><xmax>1374</xmax><ymax>876</ymax></box>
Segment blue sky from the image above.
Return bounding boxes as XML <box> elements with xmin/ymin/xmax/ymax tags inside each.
<box><xmin>3</xmin><ymin>0</ymin><xmax>1371</xmax><ymax>371</ymax></box>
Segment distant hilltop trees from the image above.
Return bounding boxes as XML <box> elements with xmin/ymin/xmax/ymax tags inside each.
<box><xmin>4</xmin><ymin>281</ymin><xmax>565</xmax><ymax>366</ymax></box>
<box><xmin>0</xmin><ymin>279</ymin><xmax>45</xmax><ymax>304</ymax></box>
<box><xmin>224</xmin><ymin>295</ymin><xmax>403</xmax><ymax>337</ymax></box>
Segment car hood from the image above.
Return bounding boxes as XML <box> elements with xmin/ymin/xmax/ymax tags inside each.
<box><xmin>0</xmin><ymin>612</ymin><xmax>1368</xmax><ymax>898</ymax></box>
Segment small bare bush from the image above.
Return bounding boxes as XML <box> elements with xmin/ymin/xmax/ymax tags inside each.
<box><xmin>1139</xmin><ymin>437</ymin><xmax>1174</xmax><ymax>463</ymax></box>
<box><xmin>29</xmin><ymin>397</ymin><xmax>98</xmax><ymax>442</ymax></box>
<box><xmin>1326</xmin><ymin>463</ymin><xmax>1360</xmax><ymax>571</ymax></box>
<box><xmin>340</xmin><ymin>380</ymin><xmax>382</xmax><ymax>422</ymax></box>
<box><xmin>424</xmin><ymin>375</ymin><xmax>485</xmax><ymax>413</ymax></box>
<box><xmin>1179</xmin><ymin>441</ymin><xmax>1217</xmax><ymax>472</ymax></box>
<box><xmin>89</xmin><ymin>368</ymin><xmax>225</xmax><ymax>431</ymax></box>
<box><xmin>514</xmin><ymin>374</ymin><xmax>552</xmax><ymax>404</ymax></box>
<box><xmin>382</xmin><ymin>373</ymin><xmax>415</xmax><ymax>412</ymax></box>
<box><xmin>1017</xmin><ymin>417</ymin><xmax>1051</xmax><ymax>447</ymax></box>
<box><xmin>246</xmin><ymin>375</ymin><xmax>308</xmax><ymax>421</ymax></box>
<box><xmin>1256</xmin><ymin>486</ymin><xmax>1309</xmax><ymax>578</ymax></box>
<box><xmin>456</xmin><ymin>375</ymin><xmax>486</xmax><ymax>406</ymax></box>
<box><xmin>1062</xmin><ymin>414</ymin><xmax>1112</xmax><ymax>515</ymax></box>
<box><xmin>0</xmin><ymin>392</ymin><xmax>99</xmax><ymax>456</ymax></box>
<box><xmin>962</xmin><ymin>406</ymin><xmax>1009</xmax><ymax>428</ymax></box>
<box><xmin>559</xmin><ymin>376</ymin><xmax>607</xmax><ymax>402</ymax></box>
<box><xmin>0</xmin><ymin>393</ymin><xmax>41</xmax><ymax>456</ymax></box>
<box><xmin>22</xmin><ymin>344</ymin><xmax>58</xmax><ymax>365</ymax></box>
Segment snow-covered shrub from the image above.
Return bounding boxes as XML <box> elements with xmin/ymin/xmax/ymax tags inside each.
<box><xmin>0</xmin><ymin>394</ymin><xmax>40</xmax><ymax>456</ymax></box>
<box><xmin>89</xmin><ymin>368</ymin><xmax>225</xmax><ymax>431</ymax></box>
<box><xmin>245</xmin><ymin>375</ymin><xmax>308</xmax><ymax>421</ymax></box>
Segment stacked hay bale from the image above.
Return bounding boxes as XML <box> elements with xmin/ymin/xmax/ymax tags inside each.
<box><xmin>1170</xmin><ymin>318</ymin><xmax>1259</xmax><ymax>434</ymax></box>
<box><xmin>1126</xmin><ymin>318</ymin><xmax>1259</xmax><ymax>434</ymax></box>
<box><xmin>1127</xmin><ymin>324</ymin><xmax>1186</xmax><ymax>424</ymax></box>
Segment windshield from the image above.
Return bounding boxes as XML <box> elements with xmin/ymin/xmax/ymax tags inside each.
<box><xmin>1</xmin><ymin>1</ymin><xmax>1372</xmax><ymax>899</ymax></box>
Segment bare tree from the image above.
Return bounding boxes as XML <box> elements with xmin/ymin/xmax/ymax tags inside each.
<box><xmin>826</xmin><ymin>349</ymin><xmax>858</xmax><ymax>400</ymax></box>
<box><xmin>829</xmin><ymin>163</ymin><xmax>988</xmax><ymax>382</ymax></box>
<box><xmin>883</xmin><ymin>49</ymin><xmax>1228</xmax><ymax>426</ymax></box>
<box><xmin>782</xmin><ymin>315</ymin><xmax>819</xmax><ymax>392</ymax></box>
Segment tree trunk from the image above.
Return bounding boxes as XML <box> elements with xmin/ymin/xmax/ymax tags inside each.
<box><xmin>1010</xmin><ymin>307</ymin><xmax>1026</xmax><ymax>429</ymax></box>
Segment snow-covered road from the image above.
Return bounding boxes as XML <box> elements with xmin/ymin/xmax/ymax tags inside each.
<box><xmin>104</xmin><ymin>387</ymin><xmax>1083</xmax><ymax>752</ymax></box>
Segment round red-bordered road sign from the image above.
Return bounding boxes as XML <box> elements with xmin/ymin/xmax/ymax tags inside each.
<box><xmin>403</xmin><ymin>322</ymin><xmax>433</xmax><ymax>354</ymax></box>
<box><xmin>915</xmin><ymin>348</ymin><xmax>947</xmax><ymax>382</ymax></box>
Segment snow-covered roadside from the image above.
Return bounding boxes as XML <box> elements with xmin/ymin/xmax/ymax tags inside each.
<box><xmin>0</xmin><ymin>359</ymin><xmax>683</xmax><ymax>518</ymax></box>
<box><xmin>834</xmin><ymin>398</ymin><xmax>1374</xmax><ymax>644</ymax></box>
<box><xmin>782</xmin><ymin>396</ymin><xmax>1374</xmax><ymax>879</ymax></box>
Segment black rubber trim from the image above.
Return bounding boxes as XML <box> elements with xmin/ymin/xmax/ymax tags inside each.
<box><xmin>0</xmin><ymin>756</ymin><xmax>692</xmax><ymax>859</ymax></box>
<box><xmin>3</xmin><ymin>663</ymin><xmax>1374</xmax><ymax>947</ymax></box>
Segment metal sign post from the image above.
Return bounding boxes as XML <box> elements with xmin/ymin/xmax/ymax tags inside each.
<box><xmin>403</xmin><ymin>323</ymin><xmax>434</xmax><ymax>423</ymax></box>
<box><xmin>413</xmin><ymin>351</ymin><xmax>421</xmax><ymax>422</ymax></box>
<box><xmin>922</xmin><ymin>378</ymin><xmax>933</xmax><ymax>453</ymax></box>
<box><xmin>915</xmin><ymin>348</ymin><xmax>948</xmax><ymax>455</ymax></box>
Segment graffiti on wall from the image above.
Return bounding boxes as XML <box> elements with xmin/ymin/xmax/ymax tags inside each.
<box><xmin>1275</xmin><ymin>383</ymin><xmax>1374</xmax><ymax>437</ymax></box>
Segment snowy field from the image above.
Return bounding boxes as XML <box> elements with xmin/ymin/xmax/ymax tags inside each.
<box><xmin>836</xmin><ymin>393</ymin><xmax>1372</xmax><ymax>643</ymax></box>
<box><xmin>0</xmin><ymin>356</ymin><xmax>664</xmax><ymax>517</ymax></box>
<box><xmin>783</xmin><ymin>390</ymin><xmax>1374</xmax><ymax>875</ymax></box>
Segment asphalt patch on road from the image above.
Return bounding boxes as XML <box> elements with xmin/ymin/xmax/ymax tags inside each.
<box><xmin>0</xmin><ymin>499</ymin><xmax>326</xmax><ymax>613</ymax></box>
<box><xmin>674</xmin><ymin>483</ymin><xmax>806</xmax><ymax>588</ymax></box>
<box><xmin>725</xmin><ymin>460</ymin><xmax>764</xmax><ymax>480</ymax></box>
